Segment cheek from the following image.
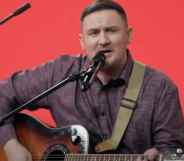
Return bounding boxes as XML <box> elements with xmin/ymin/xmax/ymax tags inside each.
<box><xmin>113</xmin><ymin>41</ymin><xmax>129</xmax><ymax>54</ymax></box>
<box><xmin>83</xmin><ymin>38</ymin><xmax>98</xmax><ymax>58</ymax></box>
<box><xmin>84</xmin><ymin>38</ymin><xmax>97</xmax><ymax>51</ymax></box>
<box><xmin>113</xmin><ymin>33</ymin><xmax>129</xmax><ymax>47</ymax></box>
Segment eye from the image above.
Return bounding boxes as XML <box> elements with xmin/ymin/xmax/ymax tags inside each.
<box><xmin>106</xmin><ymin>27</ymin><xmax>119</xmax><ymax>33</ymax></box>
<box><xmin>87</xmin><ymin>29</ymin><xmax>99</xmax><ymax>37</ymax></box>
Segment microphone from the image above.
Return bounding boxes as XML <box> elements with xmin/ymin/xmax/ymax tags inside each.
<box><xmin>0</xmin><ymin>3</ymin><xmax>31</xmax><ymax>25</ymax></box>
<box><xmin>81</xmin><ymin>50</ymin><xmax>111</xmax><ymax>91</ymax></box>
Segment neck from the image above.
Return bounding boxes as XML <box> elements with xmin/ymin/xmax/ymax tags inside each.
<box><xmin>65</xmin><ymin>153</ymin><xmax>161</xmax><ymax>161</ymax></box>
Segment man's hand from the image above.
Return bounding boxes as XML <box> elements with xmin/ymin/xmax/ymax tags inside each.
<box><xmin>4</xmin><ymin>138</ymin><xmax>32</xmax><ymax>161</ymax></box>
<box><xmin>136</xmin><ymin>148</ymin><xmax>160</xmax><ymax>161</ymax></box>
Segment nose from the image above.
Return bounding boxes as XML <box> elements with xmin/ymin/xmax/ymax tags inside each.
<box><xmin>98</xmin><ymin>31</ymin><xmax>111</xmax><ymax>47</ymax></box>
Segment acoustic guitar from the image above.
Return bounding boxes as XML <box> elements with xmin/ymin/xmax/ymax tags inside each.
<box><xmin>0</xmin><ymin>113</ymin><xmax>183</xmax><ymax>161</ymax></box>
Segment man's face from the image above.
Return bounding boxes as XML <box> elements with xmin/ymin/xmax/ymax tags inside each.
<box><xmin>80</xmin><ymin>10</ymin><xmax>132</xmax><ymax>69</ymax></box>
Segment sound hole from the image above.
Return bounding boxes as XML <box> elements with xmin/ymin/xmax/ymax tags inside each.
<box><xmin>43</xmin><ymin>144</ymin><xmax>68</xmax><ymax>161</ymax></box>
<box><xmin>44</xmin><ymin>150</ymin><xmax>65</xmax><ymax>161</ymax></box>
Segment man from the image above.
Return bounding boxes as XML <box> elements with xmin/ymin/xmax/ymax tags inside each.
<box><xmin>1</xmin><ymin>0</ymin><xmax>184</xmax><ymax>161</ymax></box>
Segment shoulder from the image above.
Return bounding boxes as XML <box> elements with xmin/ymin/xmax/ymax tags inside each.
<box><xmin>143</xmin><ymin>64</ymin><xmax>178</xmax><ymax>94</ymax></box>
<box><xmin>136</xmin><ymin>63</ymin><xmax>180</xmax><ymax>111</ymax></box>
<box><xmin>45</xmin><ymin>54</ymin><xmax>83</xmax><ymax>73</ymax></box>
<box><xmin>17</xmin><ymin>54</ymin><xmax>84</xmax><ymax>83</ymax></box>
<box><xmin>52</xmin><ymin>54</ymin><xmax>82</xmax><ymax>66</ymax></box>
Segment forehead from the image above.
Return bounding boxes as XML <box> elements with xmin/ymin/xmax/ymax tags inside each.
<box><xmin>81</xmin><ymin>10</ymin><xmax>125</xmax><ymax>31</ymax></box>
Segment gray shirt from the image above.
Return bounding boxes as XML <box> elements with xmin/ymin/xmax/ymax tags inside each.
<box><xmin>0</xmin><ymin>53</ymin><xmax>183</xmax><ymax>153</ymax></box>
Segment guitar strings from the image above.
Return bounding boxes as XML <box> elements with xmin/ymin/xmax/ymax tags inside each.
<box><xmin>31</xmin><ymin>154</ymin><xmax>145</xmax><ymax>161</ymax></box>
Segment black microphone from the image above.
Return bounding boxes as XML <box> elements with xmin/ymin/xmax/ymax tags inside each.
<box><xmin>81</xmin><ymin>50</ymin><xmax>111</xmax><ymax>91</ymax></box>
<box><xmin>0</xmin><ymin>3</ymin><xmax>31</xmax><ymax>25</ymax></box>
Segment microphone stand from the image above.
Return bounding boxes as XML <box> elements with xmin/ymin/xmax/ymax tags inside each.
<box><xmin>0</xmin><ymin>53</ymin><xmax>105</xmax><ymax>125</ymax></box>
<box><xmin>0</xmin><ymin>50</ymin><xmax>105</xmax><ymax>125</ymax></box>
<box><xmin>0</xmin><ymin>3</ymin><xmax>31</xmax><ymax>25</ymax></box>
<box><xmin>0</xmin><ymin>2</ymin><xmax>33</xmax><ymax>125</ymax></box>
<box><xmin>0</xmin><ymin>72</ymin><xmax>85</xmax><ymax>125</ymax></box>
<box><xmin>0</xmin><ymin>51</ymin><xmax>106</xmax><ymax>125</ymax></box>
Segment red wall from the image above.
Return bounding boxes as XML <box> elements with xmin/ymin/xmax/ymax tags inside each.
<box><xmin>1</xmin><ymin>0</ymin><xmax>184</xmax><ymax>125</ymax></box>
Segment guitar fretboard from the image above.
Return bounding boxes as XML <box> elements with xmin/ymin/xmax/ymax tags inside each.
<box><xmin>64</xmin><ymin>154</ymin><xmax>162</xmax><ymax>161</ymax></box>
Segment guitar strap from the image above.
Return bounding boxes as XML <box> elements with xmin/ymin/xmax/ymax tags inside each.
<box><xmin>95</xmin><ymin>61</ymin><xmax>145</xmax><ymax>152</ymax></box>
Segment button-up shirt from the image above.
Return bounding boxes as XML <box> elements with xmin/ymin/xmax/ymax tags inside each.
<box><xmin>0</xmin><ymin>53</ymin><xmax>183</xmax><ymax>153</ymax></box>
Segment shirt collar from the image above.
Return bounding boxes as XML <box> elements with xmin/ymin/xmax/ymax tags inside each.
<box><xmin>118</xmin><ymin>50</ymin><xmax>134</xmax><ymax>85</ymax></box>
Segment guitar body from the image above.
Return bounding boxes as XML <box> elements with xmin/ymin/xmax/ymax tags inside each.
<box><xmin>0</xmin><ymin>113</ymin><xmax>91</xmax><ymax>161</ymax></box>
<box><xmin>0</xmin><ymin>113</ymin><xmax>183</xmax><ymax>161</ymax></box>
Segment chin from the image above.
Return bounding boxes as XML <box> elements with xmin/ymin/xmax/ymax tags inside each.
<box><xmin>103</xmin><ymin>61</ymin><xmax>115</xmax><ymax>70</ymax></box>
<box><xmin>105</xmin><ymin>57</ymin><xmax>116</xmax><ymax>66</ymax></box>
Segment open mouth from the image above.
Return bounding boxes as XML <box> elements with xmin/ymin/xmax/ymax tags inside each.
<box><xmin>98</xmin><ymin>49</ymin><xmax>112</xmax><ymax>56</ymax></box>
<box><xmin>103</xmin><ymin>50</ymin><xmax>113</xmax><ymax>57</ymax></box>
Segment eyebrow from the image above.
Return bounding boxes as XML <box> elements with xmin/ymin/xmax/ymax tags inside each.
<box><xmin>87</xmin><ymin>25</ymin><xmax>120</xmax><ymax>31</ymax></box>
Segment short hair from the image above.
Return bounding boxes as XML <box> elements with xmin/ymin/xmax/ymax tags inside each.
<box><xmin>80</xmin><ymin>0</ymin><xmax>128</xmax><ymax>24</ymax></box>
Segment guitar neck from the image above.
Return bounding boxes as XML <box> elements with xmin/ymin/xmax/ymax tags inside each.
<box><xmin>65</xmin><ymin>154</ymin><xmax>162</xmax><ymax>161</ymax></box>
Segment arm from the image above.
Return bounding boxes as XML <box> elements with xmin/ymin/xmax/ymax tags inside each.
<box><xmin>0</xmin><ymin>54</ymin><xmax>77</xmax><ymax>145</ymax></box>
<box><xmin>137</xmin><ymin>79</ymin><xmax>184</xmax><ymax>161</ymax></box>
<box><xmin>0</xmin><ymin>61</ymin><xmax>55</xmax><ymax>161</ymax></box>
<box><xmin>4</xmin><ymin>139</ymin><xmax>32</xmax><ymax>161</ymax></box>
<box><xmin>0</xmin><ymin>61</ymin><xmax>54</xmax><ymax>145</ymax></box>
<box><xmin>0</xmin><ymin>55</ymin><xmax>78</xmax><ymax>161</ymax></box>
<box><xmin>152</xmin><ymin>78</ymin><xmax>184</xmax><ymax>153</ymax></box>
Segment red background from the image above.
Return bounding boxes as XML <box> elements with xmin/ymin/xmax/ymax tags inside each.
<box><xmin>0</xmin><ymin>0</ymin><xmax>184</xmax><ymax>125</ymax></box>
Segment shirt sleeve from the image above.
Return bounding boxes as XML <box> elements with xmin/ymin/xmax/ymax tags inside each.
<box><xmin>0</xmin><ymin>55</ymin><xmax>76</xmax><ymax>146</ymax></box>
<box><xmin>152</xmin><ymin>78</ymin><xmax>184</xmax><ymax>153</ymax></box>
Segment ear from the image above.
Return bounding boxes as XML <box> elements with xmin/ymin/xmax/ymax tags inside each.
<box><xmin>127</xmin><ymin>27</ymin><xmax>133</xmax><ymax>44</ymax></box>
<box><xmin>79</xmin><ymin>33</ymin><xmax>85</xmax><ymax>51</ymax></box>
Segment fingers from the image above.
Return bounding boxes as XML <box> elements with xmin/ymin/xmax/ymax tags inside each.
<box><xmin>144</xmin><ymin>148</ymin><xmax>159</xmax><ymax>161</ymax></box>
<box><xmin>136</xmin><ymin>148</ymin><xmax>160</xmax><ymax>161</ymax></box>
